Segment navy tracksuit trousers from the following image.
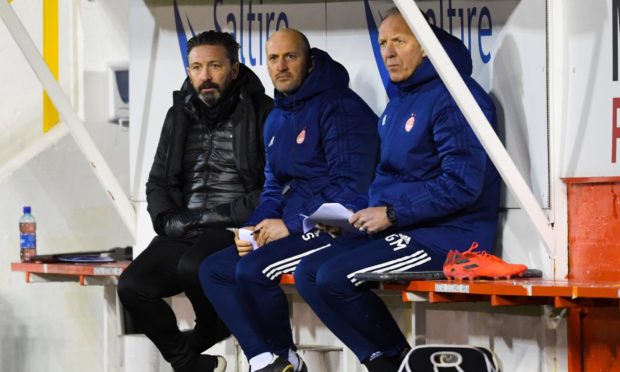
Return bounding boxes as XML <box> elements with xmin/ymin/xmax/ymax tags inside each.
<box><xmin>199</xmin><ymin>228</ymin><xmax>444</xmax><ymax>362</ymax></box>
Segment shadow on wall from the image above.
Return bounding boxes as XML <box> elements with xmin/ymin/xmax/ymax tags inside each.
<box><xmin>0</xmin><ymin>295</ymin><xmax>26</xmax><ymax>372</ymax></box>
<box><xmin>491</xmin><ymin>34</ymin><xmax>531</xmax><ymax>209</ymax></box>
<box><xmin>352</xmin><ymin>70</ymin><xmax>387</xmax><ymax>116</ymax></box>
<box><xmin>563</xmin><ymin>0</ymin><xmax>608</xmax><ymax>176</ymax></box>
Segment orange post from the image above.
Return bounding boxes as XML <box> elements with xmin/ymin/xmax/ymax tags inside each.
<box><xmin>565</xmin><ymin>177</ymin><xmax>620</xmax><ymax>372</ymax></box>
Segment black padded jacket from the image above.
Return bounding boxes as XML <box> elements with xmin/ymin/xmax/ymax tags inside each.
<box><xmin>146</xmin><ymin>65</ymin><xmax>273</xmax><ymax>238</ymax></box>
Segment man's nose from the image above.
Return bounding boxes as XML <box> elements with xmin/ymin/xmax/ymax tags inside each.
<box><xmin>383</xmin><ymin>43</ymin><xmax>396</xmax><ymax>58</ymax></box>
<box><xmin>276</xmin><ymin>58</ymin><xmax>288</xmax><ymax>71</ymax></box>
<box><xmin>201</xmin><ymin>67</ymin><xmax>212</xmax><ymax>81</ymax></box>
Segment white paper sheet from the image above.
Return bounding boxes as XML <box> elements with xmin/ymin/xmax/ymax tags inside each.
<box><xmin>302</xmin><ymin>202</ymin><xmax>354</xmax><ymax>233</ymax></box>
<box><xmin>238</xmin><ymin>228</ymin><xmax>259</xmax><ymax>250</ymax></box>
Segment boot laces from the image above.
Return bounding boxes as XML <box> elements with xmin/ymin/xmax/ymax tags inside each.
<box><xmin>461</xmin><ymin>242</ymin><xmax>502</xmax><ymax>262</ymax></box>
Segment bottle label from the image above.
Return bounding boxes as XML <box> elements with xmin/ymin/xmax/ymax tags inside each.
<box><xmin>20</xmin><ymin>233</ymin><xmax>36</xmax><ymax>249</ymax></box>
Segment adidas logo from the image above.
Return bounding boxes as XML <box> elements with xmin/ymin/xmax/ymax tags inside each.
<box><xmin>398</xmin><ymin>233</ymin><xmax>411</xmax><ymax>245</ymax></box>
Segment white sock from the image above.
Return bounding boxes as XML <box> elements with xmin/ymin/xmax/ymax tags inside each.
<box><xmin>288</xmin><ymin>349</ymin><xmax>300</xmax><ymax>371</ymax></box>
<box><xmin>249</xmin><ymin>352</ymin><xmax>274</xmax><ymax>371</ymax></box>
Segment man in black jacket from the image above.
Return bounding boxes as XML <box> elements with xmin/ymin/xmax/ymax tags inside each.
<box><xmin>118</xmin><ymin>31</ymin><xmax>273</xmax><ymax>372</ymax></box>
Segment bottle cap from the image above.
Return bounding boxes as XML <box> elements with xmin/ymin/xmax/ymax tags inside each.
<box><xmin>23</xmin><ymin>206</ymin><xmax>31</xmax><ymax>214</ymax></box>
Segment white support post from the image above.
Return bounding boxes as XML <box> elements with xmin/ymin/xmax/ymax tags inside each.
<box><xmin>546</xmin><ymin>0</ymin><xmax>568</xmax><ymax>278</ymax></box>
<box><xmin>393</xmin><ymin>0</ymin><xmax>555</xmax><ymax>256</ymax></box>
<box><xmin>0</xmin><ymin>0</ymin><xmax>136</xmax><ymax>240</ymax></box>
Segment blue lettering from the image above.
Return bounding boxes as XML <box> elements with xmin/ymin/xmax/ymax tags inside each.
<box><xmin>478</xmin><ymin>6</ymin><xmax>492</xmax><ymax>63</ymax></box>
<box><xmin>447</xmin><ymin>0</ymin><xmax>455</xmax><ymax>34</ymax></box>
<box><xmin>211</xmin><ymin>1</ymin><xmax>288</xmax><ymax>66</ymax></box>
<box><xmin>439</xmin><ymin>0</ymin><xmax>444</xmax><ymax>29</ymax></box>
<box><xmin>258</xmin><ymin>9</ymin><xmax>263</xmax><ymax>65</ymax></box>
<box><xmin>425</xmin><ymin>9</ymin><xmax>436</xmax><ymax>26</ymax></box>
<box><xmin>423</xmin><ymin>3</ymin><xmax>493</xmax><ymax>63</ymax></box>
<box><xmin>276</xmin><ymin>12</ymin><xmax>288</xmax><ymax>30</ymax></box>
<box><xmin>247</xmin><ymin>1</ymin><xmax>256</xmax><ymax>65</ymax></box>
<box><xmin>457</xmin><ymin>8</ymin><xmax>464</xmax><ymax>42</ymax></box>
<box><xmin>227</xmin><ymin>13</ymin><xmax>237</xmax><ymax>39</ymax></box>
<box><xmin>467</xmin><ymin>7</ymin><xmax>477</xmax><ymax>53</ymax></box>
<box><xmin>214</xmin><ymin>0</ymin><xmax>223</xmax><ymax>32</ymax></box>
<box><xmin>239</xmin><ymin>1</ymin><xmax>245</xmax><ymax>63</ymax></box>
<box><xmin>266</xmin><ymin>12</ymin><xmax>275</xmax><ymax>41</ymax></box>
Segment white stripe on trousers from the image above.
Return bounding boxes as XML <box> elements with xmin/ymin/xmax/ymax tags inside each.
<box><xmin>347</xmin><ymin>250</ymin><xmax>432</xmax><ymax>286</ymax></box>
<box><xmin>262</xmin><ymin>243</ymin><xmax>332</xmax><ymax>280</ymax></box>
<box><xmin>351</xmin><ymin>256</ymin><xmax>431</xmax><ymax>286</ymax></box>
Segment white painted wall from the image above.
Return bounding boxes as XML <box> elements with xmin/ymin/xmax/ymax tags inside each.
<box><xmin>0</xmin><ymin>1</ymin><xmax>45</xmax><ymax>164</ymax></box>
<box><xmin>0</xmin><ymin>0</ymin><xmax>132</xmax><ymax>371</ymax></box>
<box><xmin>563</xmin><ymin>0</ymin><xmax>620</xmax><ymax>177</ymax></box>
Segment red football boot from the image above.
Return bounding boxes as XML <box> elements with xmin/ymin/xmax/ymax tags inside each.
<box><xmin>443</xmin><ymin>242</ymin><xmax>528</xmax><ymax>280</ymax></box>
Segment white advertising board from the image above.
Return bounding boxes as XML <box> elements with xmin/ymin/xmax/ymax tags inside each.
<box><xmin>563</xmin><ymin>0</ymin><xmax>620</xmax><ymax>177</ymax></box>
<box><xmin>130</xmin><ymin>0</ymin><xmax>549</xmax><ymax>210</ymax></box>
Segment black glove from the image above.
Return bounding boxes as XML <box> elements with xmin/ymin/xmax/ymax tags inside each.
<box><xmin>160</xmin><ymin>207</ymin><xmax>232</xmax><ymax>238</ymax></box>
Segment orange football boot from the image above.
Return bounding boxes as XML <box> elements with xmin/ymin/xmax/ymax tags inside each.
<box><xmin>443</xmin><ymin>242</ymin><xmax>528</xmax><ymax>281</ymax></box>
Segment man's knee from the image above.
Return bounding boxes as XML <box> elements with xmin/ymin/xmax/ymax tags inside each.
<box><xmin>235</xmin><ymin>254</ymin><xmax>273</xmax><ymax>286</ymax></box>
<box><xmin>315</xmin><ymin>265</ymin><xmax>353</xmax><ymax>298</ymax></box>
<box><xmin>293</xmin><ymin>258</ymin><xmax>318</xmax><ymax>295</ymax></box>
<box><xmin>197</xmin><ymin>255</ymin><xmax>219</xmax><ymax>290</ymax></box>
<box><xmin>117</xmin><ymin>271</ymin><xmax>140</xmax><ymax>307</ymax></box>
<box><xmin>177</xmin><ymin>254</ymin><xmax>201</xmax><ymax>287</ymax></box>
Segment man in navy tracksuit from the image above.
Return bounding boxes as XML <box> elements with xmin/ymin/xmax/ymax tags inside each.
<box><xmin>199</xmin><ymin>29</ymin><xmax>379</xmax><ymax>372</ymax></box>
<box><xmin>293</xmin><ymin>9</ymin><xmax>501</xmax><ymax>372</ymax></box>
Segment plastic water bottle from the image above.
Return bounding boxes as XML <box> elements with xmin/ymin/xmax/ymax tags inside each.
<box><xmin>19</xmin><ymin>206</ymin><xmax>37</xmax><ymax>262</ymax></box>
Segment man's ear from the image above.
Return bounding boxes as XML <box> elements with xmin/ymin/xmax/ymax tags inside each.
<box><xmin>232</xmin><ymin>62</ymin><xmax>240</xmax><ymax>79</ymax></box>
<box><xmin>307</xmin><ymin>55</ymin><xmax>315</xmax><ymax>73</ymax></box>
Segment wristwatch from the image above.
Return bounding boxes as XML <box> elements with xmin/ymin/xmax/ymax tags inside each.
<box><xmin>386</xmin><ymin>204</ymin><xmax>397</xmax><ymax>226</ymax></box>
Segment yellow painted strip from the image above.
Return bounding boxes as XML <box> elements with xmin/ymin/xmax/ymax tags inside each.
<box><xmin>43</xmin><ymin>0</ymin><xmax>59</xmax><ymax>132</ymax></box>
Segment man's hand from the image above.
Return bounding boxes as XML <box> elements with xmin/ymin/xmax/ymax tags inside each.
<box><xmin>235</xmin><ymin>227</ymin><xmax>255</xmax><ymax>257</ymax></box>
<box><xmin>316</xmin><ymin>224</ymin><xmax>342</xmax><ymax>238</ymax></box>
<box><xmin>254</xmin><ymin>219</ymin><xmax>289</xmax><ymax>247</ymax></box>
<box><xmin>349</xmin><ymin>206</ymin><xmax>391</xmax><ymax>234</ymax></box>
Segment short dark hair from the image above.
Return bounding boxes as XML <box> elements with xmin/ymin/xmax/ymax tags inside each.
<box><xmin>187</xmin><ymin>31</ymin><xmax>240</xmax><ymax>64</ymax></box>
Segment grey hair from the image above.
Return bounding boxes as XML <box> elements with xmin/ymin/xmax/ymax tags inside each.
<box><xmin>380</xmin><ymin>7</ymin><xmax>402</xmax><ymax>25</ymax></box>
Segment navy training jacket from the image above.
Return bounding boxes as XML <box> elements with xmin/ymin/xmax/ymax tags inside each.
<box><xmin>245</xmin><ymin>48</ymin><xmax>379</xmax><ymax>234</ymax></box>
<box><xmin>369</xmin><ymin>27</ymin><xmax>501</xmax><ymax>254</ymax></box>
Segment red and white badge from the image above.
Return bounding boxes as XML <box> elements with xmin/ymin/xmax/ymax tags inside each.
<box><xmin>296</xmin><ymin>128</ymin><xmax>306</xmax><ymax>144</ymax></box>
<box><xmin>405</xmin><ymin>113</ymin><xmax>416</xmax><ymax>132</ymax></box>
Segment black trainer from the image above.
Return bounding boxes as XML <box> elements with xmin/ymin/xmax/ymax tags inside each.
<box><xmin>252</xmin><ymin>356</ymin><xmax>294</xmax><ymax>372</ymax></box>
<box><xmin>174</xmin><ymin>354</ymin><xmax>226</xmax><ymax>372</ymax></box>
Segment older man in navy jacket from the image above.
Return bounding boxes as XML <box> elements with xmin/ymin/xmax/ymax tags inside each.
<box><xmin>293</xmin><ymin>8</ymin><xmax>501</xmax><ymax>372</ymax></box>
<box><xmin>199</xmin><ymin>28</ymin><xmax>379</xmax><ymax>372</ymax></box>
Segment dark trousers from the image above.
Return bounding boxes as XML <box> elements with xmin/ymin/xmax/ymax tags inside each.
<box><xmin>293</xmin><ymin>231</ymin><xmax>444</xmax><ymax>362</ymax></box>
<box><xmin>117</xmin><ymin>228</ymin><xmax>234</xmax><ymax>368</ymax></box>
<box><xmin>199</xmin><ymin>230</ymin><xmax>335</xmax><ymax>360</ymax></box>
